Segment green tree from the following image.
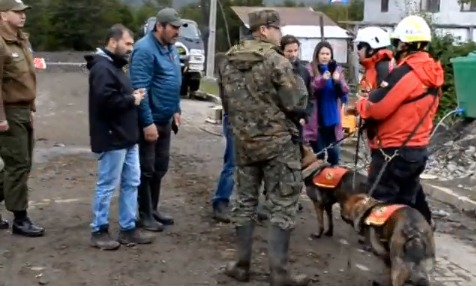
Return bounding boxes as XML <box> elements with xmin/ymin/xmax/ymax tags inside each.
<box><xmin>24</xmin><ymin>0</ymin><xmax>51</xmax><ymax>50</ymax></box>
<box><xmin>45</xmin><ymin>0</ymin><xmax>128</xmax><ymax>50</ymax></box>
<box><xmin>315</xmin><ymin>0</ymin><xmax>364</xmax><ymax>24</ymax></box>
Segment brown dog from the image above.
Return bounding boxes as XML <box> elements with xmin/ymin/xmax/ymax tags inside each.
<box><xmin>304</xmin><ymin>165</ymin><xmax>368</xmax><ymax>238</ymax></box>
<box><xmin>340</xmin><ymin>193</ymin><xmax>436</xmax><ymax>286</ymax></box>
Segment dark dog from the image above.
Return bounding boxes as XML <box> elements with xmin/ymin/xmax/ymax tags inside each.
<box><xmin>340</xmin><ymin>193</ymin><xmax>435</xmax><ymax>286</ymax></box>
<box><xmin>304</xmin><ymin>165</ymin><xmax>368</xmax><ymax>238</ymax></box>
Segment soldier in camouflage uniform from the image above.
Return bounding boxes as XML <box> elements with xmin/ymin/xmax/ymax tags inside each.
<box><xmin>220</xmin><ymin>9</ymin><xmax>311</xmax><ymax>286</ymax></box>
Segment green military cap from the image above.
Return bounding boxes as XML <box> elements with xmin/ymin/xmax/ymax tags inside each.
<box><xmin>248</xmin><ymin>9</ymin><xmax>281</xmax><ymax>31</ymax></box>
<box><xmin>156</xmin><ymin>8</ymin><xmax>183</xmax><ymax>27</ymax></box>
<box><xmin>0</xmin><ymin>0</ymin><xmax>30</xmax><ymax>11</ymax></box>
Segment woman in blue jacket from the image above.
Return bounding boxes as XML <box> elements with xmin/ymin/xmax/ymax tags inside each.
<box><xmin>303</xmin><ymin>41</ymin><xmax>350</xmax><ymax>166</ymax></box>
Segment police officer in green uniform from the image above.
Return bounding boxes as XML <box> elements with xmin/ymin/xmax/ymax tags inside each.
<box><xmin>0</xmin><ymin>0</ymin><xmax>44</xmax><ymax>237</ymax></box>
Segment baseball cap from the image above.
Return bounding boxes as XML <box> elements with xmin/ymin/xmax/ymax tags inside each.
<box><xmin>0</xmin><ymin>0</ymin><xmax>30</xmax><ymax>12</ymax></box>
<box><xmin>248</xmin><ymin>9</ymin><xmax>281</xmax><ymax>31</ymax></box>
<box><xmin>156</xmin><ymin>8</ymin><xmax>183</xmax><ymax>27</ymax></box>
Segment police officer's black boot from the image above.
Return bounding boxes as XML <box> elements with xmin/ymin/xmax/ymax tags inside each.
<box><xmin>0</xmin><ymin>213</ymin><xmax>8</xmax><ymax>230</ymax></box>
<box><xmin>224</xmin><ymin>223</ymin><xmax>255</xmax><ymax>282</ymax></box>
<box><xmin>11</xmin><ymin>211</ymin><xmax>44</xmax><ymax>237</ymax></box>
<box><xmin>268</xmin><ymin>225</ymin><xmax>310</xmax><ymax>286</ymax></box>
<box><xmin>137</xmin><ymin>182</ymin><xmax>164</xmax><ymax>232</ymax></box>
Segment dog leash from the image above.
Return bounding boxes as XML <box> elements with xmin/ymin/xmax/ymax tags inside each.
<box><xmin>313</xmin><ymin>129</ymin><xmax>357</xmax><ymax>158</ymax></box>
<box><xmin>351</xmin><ymin>117</ymin><xmax>364</xmax><ymax>190</ymax></box>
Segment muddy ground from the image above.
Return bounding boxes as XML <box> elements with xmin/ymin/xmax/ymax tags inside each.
<box><xmin>0</xmin><ymin>71</ymin><xmax>475</xmax><ymax>286</ymax></box>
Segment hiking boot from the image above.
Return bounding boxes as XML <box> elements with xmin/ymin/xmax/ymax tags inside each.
<box><xmin>0</xmin><ymin>214</ymin><xmax>8</xmax><ymax>230</ymax></box>
<box><xmin>90</xmin><ymin>229</ymin><xmax>120</xmax><ymax>250</ymax></box>
<box><xmin>268</xmin><ymin>225</ymin><xmax>310</xmax><ymax>286</ymax></box>
<box><xmin>213</xmin><ymin>202</ymin><xmax>231</xmax><ymax>223</ymax></box>
<box><xmin>224</xmin><ymin>223</ymin><xmax>255</xmax><ymax>282</ymax></box>
<box><xmin>12</xmin><ymin>217</ymin><xmax>45</xmax><ymax>237</ymax></box>
<box><xmin>117</xmin><ymin>228</ymin><xmax>154</xmax><ymax>246</ymax></box>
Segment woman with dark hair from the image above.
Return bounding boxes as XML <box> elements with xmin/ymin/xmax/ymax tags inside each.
<box><xmin>303</xmin><ymin>41</ymin><xmax>350</xmax><ymax>166</ymax></box>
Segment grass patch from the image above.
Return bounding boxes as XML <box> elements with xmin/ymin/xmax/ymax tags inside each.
<box><xmin>199</xmin><ymin>78</ymin><xmax>219</xmax><ymax>96</ymax></box>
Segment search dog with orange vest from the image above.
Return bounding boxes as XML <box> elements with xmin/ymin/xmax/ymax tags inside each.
<box><xmin>304</xmin><ymin>164</ymin><xmax>367</xmax><ymax>238</ymax></box>
<box><xmin>305</xmin><ymin>164</ymin><xmax>435</xmax><ymax>286</ymax></box>
<box><xmin>340</xmin><ymin>192</ymin><xmax>435</xmax><ymax>286</ymax></box>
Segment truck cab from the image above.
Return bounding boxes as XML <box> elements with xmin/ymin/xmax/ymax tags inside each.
<box><xmin>142</xmin><ymin>18</ymin><xmax>205</xmax><ymax>98</ymax></box>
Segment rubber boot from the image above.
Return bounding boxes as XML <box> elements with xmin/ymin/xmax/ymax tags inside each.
<box><xmin>151</xmin><ymin>173</ymin><xmax>174</xmax><ymax>225</ymax></box>
<box><xmin>137</xmin><ymin>182</ymin><xmax>164</xmax><ymax>232</ymax></box>
<box><xmin>224</xmin><ymin>223</ymin><xmax>255</xmax><ymax>282</ymax></box>
<box><xmin>268</xmin><ymin>225</ymin><xmax>310</xmax><ymax>286</ymax></box>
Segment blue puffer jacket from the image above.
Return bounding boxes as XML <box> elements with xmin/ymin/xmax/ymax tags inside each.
<box><xmin>129</xmin><ymin>32</ymin><xmax>182</xmax><ymax>127</ymax></box>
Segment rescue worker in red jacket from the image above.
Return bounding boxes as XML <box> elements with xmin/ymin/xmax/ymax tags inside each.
<box><xmin>354</xmin><ymin>26</ymin><xmax>395</xmax><ymax>94</ymax></box>
<box><xmin>355</xmin><ymin>15</ymin><xmax>444</xmax><ymax>225</ymax></box>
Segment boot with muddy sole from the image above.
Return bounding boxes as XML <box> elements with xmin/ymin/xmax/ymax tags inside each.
<box><xmin>268</xmin><ymin>225</ymin><xmax>310</xmax><ymax>286</ymax></box>
<box><xmin>224</xmin><ymin>223</ymin><xmax>255</xmax><ymax>282</ymax></box>
<box><xmin>90</xmin><ymin>229</ymin><xmax>121</xmax><ymax>250</ymax></box>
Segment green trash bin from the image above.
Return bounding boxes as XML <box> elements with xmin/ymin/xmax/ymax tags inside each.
<box><xmin>450</xmin><ymin>52</ymin><xmax>476</xmax><ymax>118</ymax></box>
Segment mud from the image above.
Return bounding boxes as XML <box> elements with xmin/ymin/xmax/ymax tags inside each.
<box><xmin>0</xmin><ymin>71</ymin><xmax>473</xmax><ymax>285</ymax></box>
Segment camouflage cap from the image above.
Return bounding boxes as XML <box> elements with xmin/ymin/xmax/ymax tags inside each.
<box><xmin>0</xmin><ymin>0</ymin><xmax>30</xmax><ymax>11</ymax></box>
<box><xmin>248</xmin><ymin>9</ymin><xmax>281</xmax><ymax>31</ymax></box>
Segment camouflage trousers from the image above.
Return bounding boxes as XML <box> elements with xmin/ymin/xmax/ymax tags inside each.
<box><xmin>231</xmin><ymin>141</ymin><xmax>302</xmax><ymax>231</ymax></box>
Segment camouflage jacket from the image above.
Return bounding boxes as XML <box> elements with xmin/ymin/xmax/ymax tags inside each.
<box><xmin>221</xmin><ymin>39</ymin><xmax>308</xmax><ymax>165</ymax></box>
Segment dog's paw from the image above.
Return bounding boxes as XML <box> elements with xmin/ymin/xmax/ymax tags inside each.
<box><xmin>324</xmin><ymin>228</ymin><xmax>333</xmax><ymax>237</ymax></box>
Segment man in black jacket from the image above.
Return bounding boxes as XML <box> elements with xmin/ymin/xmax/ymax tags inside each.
<box><xmin>85</xmin><ymin>24</ymin><xmax>153</xmax><ymax>250</ymax></box>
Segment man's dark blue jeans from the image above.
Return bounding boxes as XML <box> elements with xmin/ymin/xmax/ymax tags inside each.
<box><xmin>212</xmin><ymin>113</ymin><xmax>235</xmax><ymax>208</ymax></box>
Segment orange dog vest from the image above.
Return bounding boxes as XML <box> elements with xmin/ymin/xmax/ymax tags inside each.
<box><xmin>312</xmin><ymin>167</ymin><xmax>349</xmax><ymax>188</ymax></box>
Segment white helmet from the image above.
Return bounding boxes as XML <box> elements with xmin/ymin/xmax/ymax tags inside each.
<box><xmin>392</xmin><ymin>15</ymin><xmax>431</xmax><ymax>43</ymax></box>
<box><xmin>355</xmin><ymin>26</ymin><xmax>391</xmax><ymax>49</ymax></box>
